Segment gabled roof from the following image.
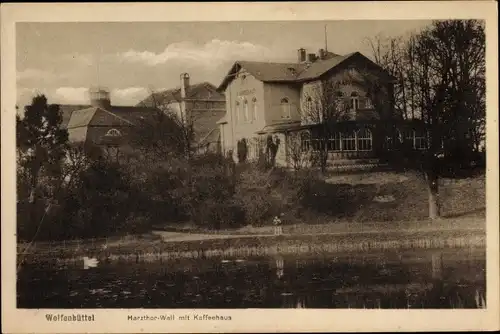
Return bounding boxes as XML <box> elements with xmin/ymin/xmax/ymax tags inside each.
<box><xmin>137</xmin><ymin>82</ymin><xmax>225</xmax><ymax>108</ymax></box>
<box><xmin>218</xmin><ymin>61</ymin><xmax>305</xmax><ymax>91</ymax></box>
<box><xmin>217</xmin><ymin>52</ymin><xmax>396</xmax><ymax>91</ymax></box>
<box><xmin>296</xmin><ymin>53</ymin><xmax>354</xmax><ymax>80</ymax></box>
<box><xmin>59</xmin><ymin>104</ymin><xmax>158</xmax><ymax>129</ymax></box>
<box><xmin>66</xmin><ymin>107</ymin><xmax>135</xmax><ymax>129</ymax></box>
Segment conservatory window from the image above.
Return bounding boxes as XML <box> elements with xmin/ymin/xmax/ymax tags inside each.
<box><xmin>357</xmin><ymin>128</ymin><xmax>373</xmax><ymax>151</ymax></box>
<box><xmin>328</xmin><ymin>132</ymin><xmax>342</xmax><ymax>151</ymax></box>
<box><xmin>342</xmin><ymin>130</ymin><xmax>357</xmax><ymax>151</ymax></box>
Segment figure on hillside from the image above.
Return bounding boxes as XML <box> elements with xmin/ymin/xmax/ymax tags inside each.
<box><xmin>273</xmin><ymin>214</ymin><xmax>283</xmax><ymax>236</ymax></box>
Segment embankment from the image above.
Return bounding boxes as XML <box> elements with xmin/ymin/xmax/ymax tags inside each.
<box><xmin>18</xmin><ymin>227</ymin><xmax>485</xmax><ymax>266</ymax></box>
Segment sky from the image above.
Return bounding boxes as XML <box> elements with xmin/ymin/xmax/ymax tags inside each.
<box><xmin>16</xmin><ymin>20</ymin><xmax>431</xmax><ymax>108</ymax></box>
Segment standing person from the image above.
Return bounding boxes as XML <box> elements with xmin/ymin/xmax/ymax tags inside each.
<box><xmin>273</xmin><ymin>215</ymin><xmax>283</xmax><ymax>236</ymax></box>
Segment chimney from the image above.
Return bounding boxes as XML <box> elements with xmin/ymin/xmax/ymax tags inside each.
<box><xmin>307</xmin><ymin>53</ymin><xmax>317</xmax><ymax>63</ymax></box>
<box><xmin>297</xmin><ymin>48</ymin><xmax>306</xmax><ymax>63</ymax></box>
<box><xmin>180</xmin><ymin>72</ymin><xmax>190</xmax><ymax>99</ymax></box>
<box><xmin>88</xmin><ymin>87</ymin><xmax>111</xmax><ymax>109</ymax></box>
<box><xmin>318</xmin><ymin>48</ymin><xmax>325</xmax><ymax>60</ymax></box>
<box><xmin>179</xmin><ymin>73</ymin><xmax>190</xmax><ymax>124</ymax></box>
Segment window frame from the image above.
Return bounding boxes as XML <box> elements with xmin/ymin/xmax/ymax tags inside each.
<box><xmin>350</xmin><ymin>92</ymin><xmax>359</xmax><ymax>111</ymax></box>
<box><xmin>235</xmin><ymin>101</ymin><xmax>240</xmax><ymax>123</ymax></box>
<box><xmin>105</xmin><ymin>128</ymin><xmax>122</xmax><ymax>137</ymax></box>
<box><xmin>328</xmin><ymin>131</ymin><xmax>342</xmax><ymax>152</ymax></box>
<box><xmin>243</xmin><ymin>99</ymin><xmax>249</xmax><ymax>122</ymax></box>
<box><xmin>341</xmin><ymin>130</ymin><xmax>357</xmax><ymax>151</ymax></box>
<box><xmin>252</xmin><ymin>97</ymin><xmax>258</xmax><ymax>121</ymax></box>
<box><xmin>281</xmin><ymin>97</ymin><xmax>291</xmax><ymax>119</ymax></box>
<box><xmin>414</xmin><ymin>129</ymin><xmax>427</xmax><ymax>150</ymax></box>
<box><xmin>356</xmin><ymin>128</ymin><xmax>373</xmax><ymax>151</ymax></box>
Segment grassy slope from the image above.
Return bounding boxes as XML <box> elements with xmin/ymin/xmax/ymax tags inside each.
<box><xmin>18</xmin><ymin>171</ymin><xmax>486</xmax><ymax>259</ymax></box>
<box><xmin>299</xmin><ymin>171</ymin><xmax>485</xmax><ymax>223</ymax></box>
<box><xmin>158</xmin><ymin>171</ymin><xmax>486</xmax><ymax>233</ymax></box>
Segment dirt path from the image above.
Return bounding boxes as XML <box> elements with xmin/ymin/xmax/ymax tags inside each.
<box><xmin>153</xmin><ymin>214</ymin><xmax>485</xmax><ymax>243</ymax></box>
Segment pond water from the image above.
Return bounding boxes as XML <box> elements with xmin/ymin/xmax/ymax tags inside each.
<box><xmin>17</xmin><ymin>249</ymin><xmax>486</xmax><ymax>309</ymax></box>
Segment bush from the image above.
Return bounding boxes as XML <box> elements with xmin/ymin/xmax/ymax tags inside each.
<box><xmin>192</xmin><ymin>199</ymin><xmax>245</xmax><ymax>230</ymax></box>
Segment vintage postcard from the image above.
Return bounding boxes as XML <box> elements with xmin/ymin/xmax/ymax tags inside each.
<box><xmin>1</xmin><ymin>1</ymin><xmax>499</xmax><ymax>333</ymax></box>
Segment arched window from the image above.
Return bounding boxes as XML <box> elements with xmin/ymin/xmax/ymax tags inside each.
<box><xmin>105</xmin><ymin>128</ymin><xmax>122</xmax><ymax>137</ymax></box>
<box><xmin>243</xmin><ymin>99</ymin><xmax>249</xmax><ymax>122</ymax></box>
<box><xmin>350</xmin><ymin>92</ymin><xmax>359</xmax><ymax>111</ymax></box>
<box><xmin>281</xmin><ymin>97</ymin><xmax>291</xmax><ymax>119</ymax></box>
<box><xmin>252</xmin><ymin>97</ymin><xmax>258</xmax><ymax>121</ymax></box>
<box><xmin>342</xmin><ymin>130</ymin><xmax>357</xmax><ymax>151</ymax></box>
<box><xmin>357</xmin><ymin>128</ymin><xmax>373</xmax><ymax>151</ymax></box>
<box><xmin>328</xmin><ymin>132</ymin><xmax>342</xmax><ymax>151</ymax></box>
<box><xmin>235</xmin><ymin>101</ymin><xmax>240</xmax><ymax>123</ymax></box>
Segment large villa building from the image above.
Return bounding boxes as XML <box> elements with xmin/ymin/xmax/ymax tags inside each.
<box><xmin>56</xmin><ymin>46</ymin><xmax>427</xmax><ymax>167</ymax></box>
<box><xmin>217</xmin><ymin>47</ymin><xmax>427</xmax><ymax>168</ymax></box>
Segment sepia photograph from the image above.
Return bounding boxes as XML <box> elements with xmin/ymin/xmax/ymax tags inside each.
<box><xmin>2</xmin><ymin>2</ymin><xmax>499</xmax><ymax>333</ymax></box>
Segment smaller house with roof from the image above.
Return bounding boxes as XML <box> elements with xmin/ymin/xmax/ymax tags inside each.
<box><xmin>138</xmin><ymin>73</ymin><xmax>226</xmax><ymax>154</ymax></box>
<box><xmin>217</xmin><ymin>47</ymin><xmax>427</xmax><ymax>168</ymax></box>
<box><xmin>60</xmin><ymin>87</ymin><xmax>158</xmax><ymax>160</ymax></box>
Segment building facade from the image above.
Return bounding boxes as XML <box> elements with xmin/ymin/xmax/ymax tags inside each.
<box><xmin>59</xmin><ymin>87</ymin><xmax>159</xmax><ymax>161</ymax></box>
<box><xmin>217</xmin><ymin>47</ymin><xmax>427</xmax><ymax>168</ymax></box>
<box><xmin>138</xmin><ymin>74</ymin><xmax>226</xmax><ymax>154</ymax></box>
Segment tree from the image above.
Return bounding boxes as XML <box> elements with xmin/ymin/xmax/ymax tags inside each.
<box><xmin>366</xmin><ymin>21</ymin><xmax>485</xmax><ymax>156</ymax></box>
<box><xmin>300</xmin><ymin>79</ymin><xmax>352</xmax><ymax>174</ymax></box>
<box><xmin>16</xmin><ymin>95</ymin><xmax>69</xmax><ymax>226</ymax></box>
<box><xmin>365</xmin><ymin>20</ymin><xmax>486</xmax><ymax>219</ymax></box>
<box><xmin>132</xmin><ymin>87</ymin><xmax>195</xmax><ymax>163</ymax></box>
<box><xmin>286</xmin><ymin>131</ymin><xmax>313</xmax><ymax>172</ymax></box>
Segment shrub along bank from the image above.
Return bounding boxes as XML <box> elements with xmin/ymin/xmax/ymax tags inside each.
<box><xmin>17</xmin><ymin>148</ymin><xmax>485</xmax><ymax>242</ymax></box>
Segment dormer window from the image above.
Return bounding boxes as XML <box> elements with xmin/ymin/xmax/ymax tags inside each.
<box><xmin>281</xmin><ymin>97</ymin><xmax>291</xmax><ymax>119</ymax></box>
<box><xmin>287</xmin><ymin>67</ymin><xmax>297</xmax><ymax>76</ymax></box>
<box><xmin>350</xmin><ymin>92</ymin><xmax>359</xmax><ymax>111</ymax></box>
<box><xmin>105</xmin><ymin>128</ymin><xmax>122</xmax><ymax>137</ymax></box>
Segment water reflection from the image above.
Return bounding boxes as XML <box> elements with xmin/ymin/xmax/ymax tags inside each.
<box><xmin>17</xmin><ymin>249</ymin><xmax>486</xmax><ymax>309</ymax></box>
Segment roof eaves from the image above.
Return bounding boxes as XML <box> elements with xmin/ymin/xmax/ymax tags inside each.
<box><xmin>217</xmin><ymin>61</ymin><xmax>242</xmax><ymax>92</ymax></box>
